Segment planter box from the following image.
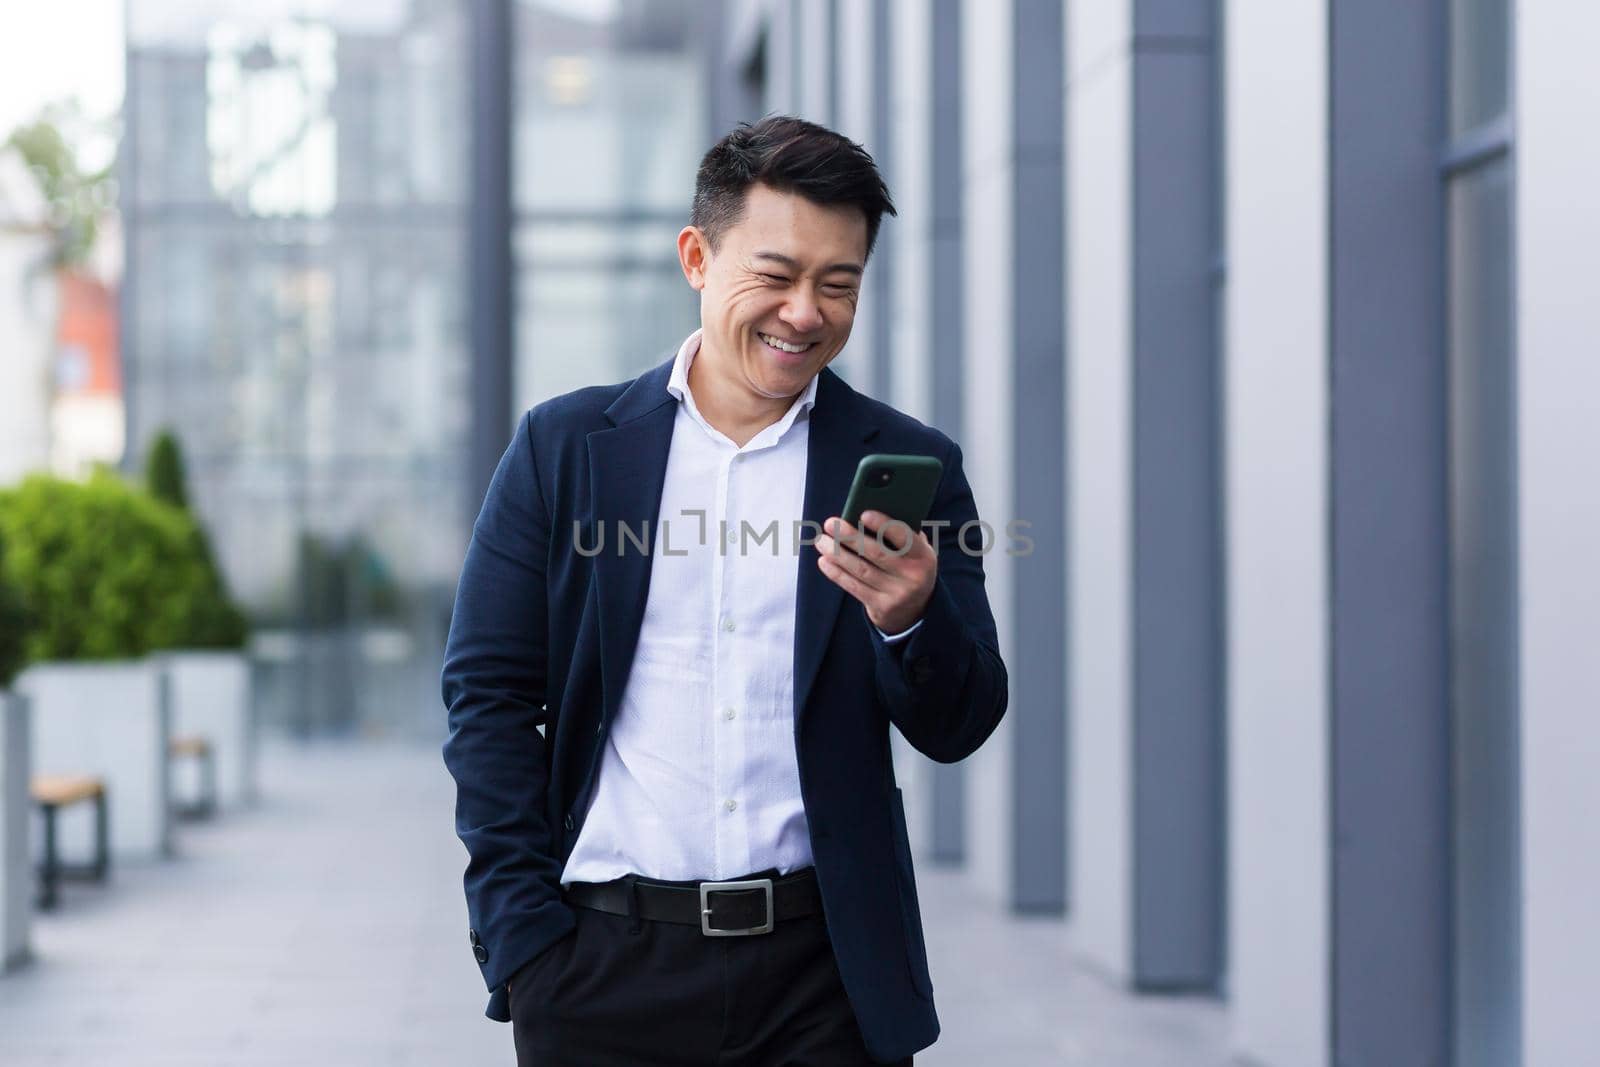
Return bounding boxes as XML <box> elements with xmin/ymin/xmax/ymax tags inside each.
<box><xmin>0</xmin><ymin>690</ymin><xmax>30</xmax><ymax>970</ymax></box>
<box><xmin>19</xmin><ymin>660</ymin><xmax>173</xmax><ymax>861</ymax></box>
<box><xmin>166</xmin><ymin>651</ymin><xmax>256</xmax><ymax>810</ymax></box>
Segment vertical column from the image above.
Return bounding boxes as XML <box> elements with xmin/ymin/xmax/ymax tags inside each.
<box><xmin>887</xmin><ymin>0</ymin><xmax>933</xmax><ymax>426</ymax></box>
<box><xmin>794</xmin><ymin>0</ymin><xmax>835</xmax><ymax>125</ymax></box>
<box><xmin>705</xmin><ymin>0</ymin><xmax>758</xmax><ymax>135</ymax></box>
<box><xmin>927</xmin><ymin>0</ymin><xmax>965</xmax><ymax>445</ymax></box>
<box><xmin>1065</xmin><ymin>0</ymin><xmax>1134</xmax><ymax>976</ymax></box>
<box><xmin>1067</xmin><ymin>0</ymin><xmax>1223</xmax><ymax>989</ymax></box>
<box><xmin>1223</xmin><ymin>2</ymin><xmax>1330</xmax><ymax>1065</ymax></box>
<box><xmin>762</xmin><ymin>1</ymin><xmax>796</xmax><ymax>116</ymax></box>
<box><xmin>468</xmin><ymin>0</ymin><xmax>515</xmax><ymax>513</ymax></box>
<box><xmin>925</xmin><ymin>0</ymin><xmax>968</xmax><ymax>864</ymax></box>
<box><xmin>1518</xmin><ymin>6</ymin><xmax>1600</xmax><ymax>1065</ymax></box>
<box><xmin>1009</xmin><ymin>0</ymin><xmax>1067</xmax><ymax>915</ymax></box>
<box><xmin>1129</xmin><ymin>0</ymin><xmax>1223</xmax><ymax>990</ymax></box>
<box><xmin>889</xmin><ymin>0</ymin><xmax>960</xmax><ymax>857</ymax></box>
<box><xmin>869</xmin><ymin>0</ymin><xmax>893</xmax><ymax>404</ymax></box>
<box><xmin>832</xmin><ymin>0</ymin><xmax>883</xmax><ymax>394</ymax></box>
<box><xmin>959</xmin><ymin>0</ymin><xmax>1017</xmax><ymax>905</ymax></box>
<box><xmin>1327</xmin><ymin>2</ymin><xmax>1450</xmax><ymax>1064</ymax></box>
<box><xmin>961</xmin><ymin>0</ymin><xmax>1066</xmax><ymax>912</ymax></box>
<box><xmin>906</xmin><ymin>0</ymin><xmax>971</xmax><ymax>862</ymax></box>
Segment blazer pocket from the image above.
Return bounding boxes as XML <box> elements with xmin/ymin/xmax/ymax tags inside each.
<box><xmin>888</xmin><ymin>786</ymin><xmax>936</xmax><ymax>1001</ymax></box>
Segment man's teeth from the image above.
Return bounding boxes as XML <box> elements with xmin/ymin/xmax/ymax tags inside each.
<box><xmin>759</xmin><ymin>332</ymin><xmax>813</xmax><ymax>354</ymax></box>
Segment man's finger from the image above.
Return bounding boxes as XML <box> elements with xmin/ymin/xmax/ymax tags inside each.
<box><xmin>857</xmin><ymin>511</ymin><xmax>918</xmax><ymax>555</ymax></box>
<box><xmin>826</xmin><ymin>515</ymin><xmax>925</xmax><ymax>567</ymax></box>
<box><xmin>817</xmin><ymin>548</ymin><xmax>886</xmax><ymax>605</ymax></box>
<box><xmin>816</xmin><ymin>533</ymin><xmax>888</xmax><ymax>591</ymax></box>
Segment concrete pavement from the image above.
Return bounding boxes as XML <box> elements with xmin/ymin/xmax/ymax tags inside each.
<box><xmin>0</xmin><ymin>738</ymin><xmax>1232</xmax><ymax>1066</ymax></box>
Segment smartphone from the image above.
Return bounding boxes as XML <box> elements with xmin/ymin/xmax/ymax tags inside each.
<box><xmin>839</xmin><ymin>454</ymin><xmax>944</xmax><ymax>536</ymax></box>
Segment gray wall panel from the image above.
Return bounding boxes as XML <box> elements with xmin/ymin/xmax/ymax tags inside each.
<box><xmin>1010</xmin><ymin>0</ymin><xmax>1067</xmax><ymax>914</ymax></box>
<box><xmin>1328</xmin><ymin>0</ymin><xmax>1450</xmax><ymax>1064</ymax></box>
<box><xmin>1130</xmin><ymin>29</ymin><xmax>1222</xmax><ymax>988</ymax></box>
<box><xmin>928</xmin><ymin>0</ymin><xmax>968</xmax><ymax>865</ymax></box>
<box><xmin>871</xmin><ymin>0</ymin><xmax>893</xmax><ymax>402</ymax></box>
<box><xmin>1136</xmin><ymin>0</ymin><xmax>1212</xmax><ymax>39</ymax></box>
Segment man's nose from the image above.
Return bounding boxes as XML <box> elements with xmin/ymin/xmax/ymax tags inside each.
<box><xmin>780</xmin><ymin>291</ymin><xmax>824</xmax><ymax>334</ymax></box>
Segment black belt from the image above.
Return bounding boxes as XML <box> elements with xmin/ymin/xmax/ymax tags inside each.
<box><xmin>563</xmin><ymin>867</ymin><xmax>822</xmax><ymax>936</ymax></box>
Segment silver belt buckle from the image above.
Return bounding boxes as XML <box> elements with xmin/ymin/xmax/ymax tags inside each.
<box><xmin>699</xmin><ymin>878</ymin><xmax>775</xmax><ymax>936</ymax></box>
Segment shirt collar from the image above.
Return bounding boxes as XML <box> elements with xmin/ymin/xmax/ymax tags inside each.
<box><xmin>666</xmin><ymin>328</ymin><xmax>819</xmax><ymax>447</ymax></box>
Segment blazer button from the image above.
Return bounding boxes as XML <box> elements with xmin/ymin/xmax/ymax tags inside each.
<box><xmin>474</xmin><ymin>944</ymin><xmax>489</xmax><ymax>964</ymax></box>
<box><xmin>468</xmin><ymin>928</ymin><xmax>480</xmax><ymax>946</ymax></box>
<box><xmin>564</xmin><ymin>813</ymin><xmax>575</xmax><ymax>831</ymax></box>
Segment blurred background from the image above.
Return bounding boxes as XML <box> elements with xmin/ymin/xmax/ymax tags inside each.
<box><xmin>0</xmin><ymin>1</ymin><xmax>1594</xmax><ymax>1066</ymax></box>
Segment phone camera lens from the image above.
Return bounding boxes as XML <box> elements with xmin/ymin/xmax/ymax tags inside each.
<box><xmin>871</xmin><ymin>469</ymin><xmax>894</xmax><ymax>488</ymax></box>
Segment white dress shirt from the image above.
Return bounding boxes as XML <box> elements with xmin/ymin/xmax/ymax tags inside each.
<box><xmin>560</xmin><ymin>329</ymin><xmax>912</xmax><ymax>886</ymax></box>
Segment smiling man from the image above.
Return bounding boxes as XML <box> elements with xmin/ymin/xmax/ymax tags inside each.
<box><xmin>442</xmin><ymin>115</ymin><xmax>1008</xmax><ymax>1066</ymax></box>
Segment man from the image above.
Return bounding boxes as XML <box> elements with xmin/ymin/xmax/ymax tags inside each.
<box><xmin>442</xmin><ymin>115</ymin><xmax>1007</xmax><ymax>1066</ymax></box>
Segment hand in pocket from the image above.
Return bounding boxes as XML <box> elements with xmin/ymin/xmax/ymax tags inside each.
<box><xmin>508</xmin><ymin>929</ymin><xmax>575</xmax><ymax>1003</ymax></box>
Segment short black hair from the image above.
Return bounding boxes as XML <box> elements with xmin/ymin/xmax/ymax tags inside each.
<box><xmin>691</xmin><ymin>115</ymin><xmax>898</xmax><ymax>262</ymax></box>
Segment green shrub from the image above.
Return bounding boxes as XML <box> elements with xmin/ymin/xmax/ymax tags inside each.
<box><xmin>0</xmin><ymin>527</ymin><xmax>27</xmax><ymax>687</ymax></box>
<box><xmin>145</xmin><ymin>428</ymin><xmax>189</xmax><ymax>511</ymax></box>
<box><xmin>145</xmin><ymin>429</ymin><xmax>248</xmax><ymax>650</ymax></box>
<box><xmin>0</xmin><ymin>472</ymin><xmax>245</xmax><ymax>663</ymax></box>
<box><xmin>181</xmin><ymin>524</ymin><xmax>249</xmax><ymax>650</ymax></box>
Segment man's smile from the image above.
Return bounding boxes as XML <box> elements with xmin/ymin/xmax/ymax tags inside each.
<box><xmin>757</xmin><ymin>331</ymin><xmax>817</xmax><ymax>355</ymax></box>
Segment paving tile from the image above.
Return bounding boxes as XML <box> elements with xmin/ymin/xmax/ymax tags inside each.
<box><xmin>0</xmin><ymin>737</ymin><xmax>1234</xmax><ymax>1066</ymax></box>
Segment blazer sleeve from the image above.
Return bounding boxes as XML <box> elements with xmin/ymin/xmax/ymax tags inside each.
<box><xmin>440</xmin><ymin>410</ymin><xmax>576</xmax><ymax>1020</ymax></box>
<box><xmin>868</xmin><ymin>437</ymin><xmax>1010</xmax><ymax>763</ymax></box>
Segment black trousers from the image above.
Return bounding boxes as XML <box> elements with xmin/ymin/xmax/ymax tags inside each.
<box><xmin>508</xmin><ymin>873</ymin><xmax>913</xmax><ymax>1067</ymax></box>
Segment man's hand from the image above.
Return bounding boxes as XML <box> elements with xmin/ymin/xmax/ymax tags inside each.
<box><xmin>815</xmin><ymin>510</ymin><xmax>937</xmax><ymax>636</ymax></box>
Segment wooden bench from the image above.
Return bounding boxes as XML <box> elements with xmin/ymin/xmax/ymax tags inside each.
<box><xmin>31</xmin><ymin>774</ymin><xmax>110</xmax><ymax>910</ymax></box>
<box><xmin>169</xmin><ymin>734</ymin><xmax>217</xmax><ymax>820</ymax></box>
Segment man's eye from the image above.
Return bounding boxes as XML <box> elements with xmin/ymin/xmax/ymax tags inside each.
<box><xmin>761</xmin><ymin>273</ymin><xmax>792</xmax><ymax>284</ymax></box>
<box><xmin>823</xmin><ymin>285</ymin><xmax>855</xmax><ymax>297</ymax></box>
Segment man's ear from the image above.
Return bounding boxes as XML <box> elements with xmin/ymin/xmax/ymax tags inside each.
<box><xmin>677</xmin><ymin>226</ymin><xmax>710</xmax><ymax>291</ymax></box>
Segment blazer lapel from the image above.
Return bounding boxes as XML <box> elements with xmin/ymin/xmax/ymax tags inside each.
<box><xmin>588</xmin><ymin>357</ymin><xmax>677</xmax><ymax>729</ymax></box>
<box><xmin>793</xmin><ymin>368</ymin><xmax>879</xmax><ymax>729</ymax></box>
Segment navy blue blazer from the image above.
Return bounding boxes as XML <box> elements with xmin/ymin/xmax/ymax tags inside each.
<box><xmin>440</xmin><ymin>353</ymin><xmax>1008</xmax><ymax>1062</ymax></box>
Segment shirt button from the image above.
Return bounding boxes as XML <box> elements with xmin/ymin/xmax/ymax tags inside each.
<box><xmin>726</xmin><ymin>528</ymin><xmax>738</xmax><ymax>545</ymax></box>
<box><xmin>724</xmin><ymin>798</ymin><xmax>737</xmax><ymax>812</ymax></box>
<box><xmin>722</xmin><ymin>706</ymin><xmax>736</xmax><ymax>721</ymax></box>
<box><xmin>722</xmin><ymin>617</ymin><xmax>736</xmax><ymax>633</ymax></box>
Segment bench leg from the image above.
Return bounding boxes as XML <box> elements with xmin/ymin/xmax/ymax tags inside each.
<box><xmin>38</xmin><ymin>803</ymin><xmax>59</xmax><ymax>911</ymax></box>
<box><xmin>93</xmin><ymin>790</ymin><xmax>110</xmax><ymax>881</ymax></box>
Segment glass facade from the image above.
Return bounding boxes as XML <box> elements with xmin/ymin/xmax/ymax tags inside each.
<box><xmin>511</xmin><ymin>0</ymin><xmax>704</xmax><ymax>410</ymax></box>
<box><xmin>125</xmin><ymin>0</ymin><xmax>473</xmax><ymax>735</ymax></box>
<box><xmin>1446</xmin><ymin>0</ymin><xmax>1519</xmax><ymax>1061</ymax></box>
<box><xmin>121</xmin><ymin>0</ymin><xmax>714</xmax><ymax>736</ymax></box>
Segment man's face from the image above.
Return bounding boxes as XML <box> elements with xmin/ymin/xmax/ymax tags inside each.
<box><xmin>679</xmin><ymin>183</ymin><xmax>868</xmax><ymax>401</ymax></box>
